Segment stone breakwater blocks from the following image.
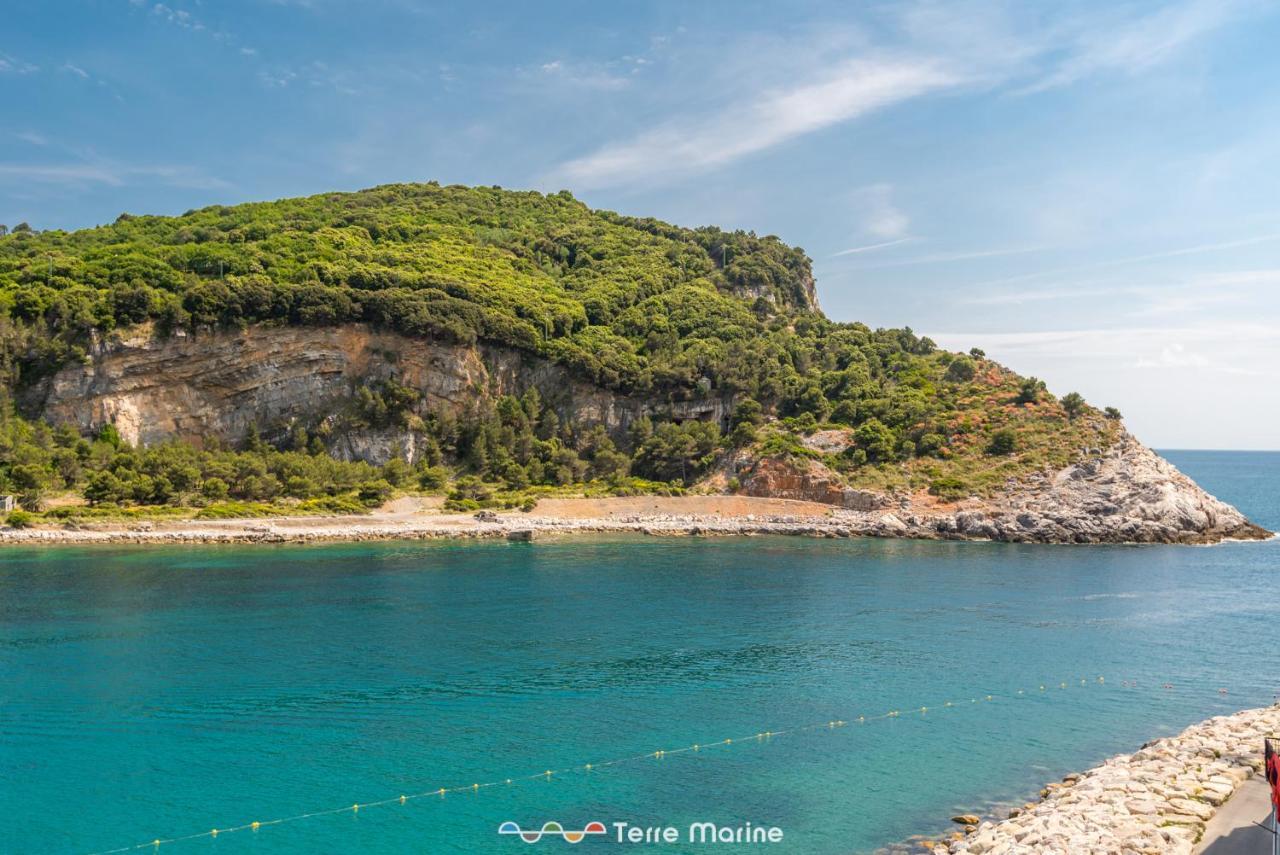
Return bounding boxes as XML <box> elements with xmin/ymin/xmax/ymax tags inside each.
<box><xmin>934</xmin><ymin>704</ymin><xmax>1280</xmax><ymax>855</ymax></box>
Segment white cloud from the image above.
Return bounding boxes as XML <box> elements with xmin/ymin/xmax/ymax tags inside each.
<box><xmin>854</xmin><ymin>182</ymin><xmax>911</xmax><ymax>239</ymax></box>
<box><xmin>552</xmin><ymin>57</ymin><xmax>961</xmax><ymax>188</ymax></box>
<box><xmin>1136</xmin><ymin>342</ymin><xmax>1210</xmax><ymax>369</ymax></box>
<box><xmin>61</xmin><ymin>62</ymin><xmax>90</xmax><ymax>79</ymax></box>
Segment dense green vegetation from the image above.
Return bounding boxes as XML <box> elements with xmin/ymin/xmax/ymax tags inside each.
<box><xmin>0</xmin><ymin>183</ymin><xmax>1122</xmax><ymax>518</ymax></box>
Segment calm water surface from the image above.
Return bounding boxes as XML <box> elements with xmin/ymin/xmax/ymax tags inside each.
<box><xmin>1</xmin><ymin>450</ymin><xmax>1277</xmax><ymax>854</ymax></box>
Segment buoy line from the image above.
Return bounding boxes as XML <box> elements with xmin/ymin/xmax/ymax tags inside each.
<box><xmin>84</xmin><ymin>677</ymin><xmax>1110</xmax><ymax>854</ymax></box>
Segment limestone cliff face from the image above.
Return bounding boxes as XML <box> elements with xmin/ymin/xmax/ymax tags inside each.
<box><xmin>30</xmin><ymin>324</ymin><xmax>733</xmax><ymax>461</ymax></box>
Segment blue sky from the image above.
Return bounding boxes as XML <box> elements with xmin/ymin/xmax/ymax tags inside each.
<box><xmin>2</xmin><ymin>1</ymin><xmax>1278</xmax><ymax>448</ymax></box>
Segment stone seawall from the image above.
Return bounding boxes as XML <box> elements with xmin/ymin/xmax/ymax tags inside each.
<box><xmin>907</xmin><ymin>704</ymin><xmax>1280</xmax><ymax>855</ymax></box>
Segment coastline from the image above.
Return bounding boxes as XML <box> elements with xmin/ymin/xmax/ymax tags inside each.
<box><xmin>0</xmin><ymin>493</ymin><xmax>1270</xmax><ymax>547</ymax></box>
<box><xmin>892</xmin><ymin>703</ymin><xmax>1280</xmax><ymax>855</ymax></box>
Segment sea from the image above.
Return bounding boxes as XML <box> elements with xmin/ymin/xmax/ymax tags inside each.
<box><xmin>1</xmin><ymin>450</ymin><xmax>1277</xmax><ymax>854</ymax></box>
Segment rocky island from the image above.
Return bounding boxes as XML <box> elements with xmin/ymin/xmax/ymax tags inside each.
<box><xmin>0</xmin><ymin>183</ymin><xmax>1268</xmax><ymax>545</ymax></box>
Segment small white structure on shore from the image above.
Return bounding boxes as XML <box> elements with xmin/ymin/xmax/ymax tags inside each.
<box><xmin>0</xmin><ymin>495</ymin><xmax>14</xmax><ymax>512</ymax></box>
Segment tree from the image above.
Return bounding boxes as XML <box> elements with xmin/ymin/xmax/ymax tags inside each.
<box><xmin>632</xmin><ymin>420</ymin><xmax>720</xmax><ymax>483</ymax></box>
<box><xmin>853</xmin><ymin>418</ymin><xmax>896</xmax><ymax>463</ymax></box>
<box><xmin>201</xmin><ymin>477</ymin><xmax>229</xmax><ymax>500</ymax></box>
<box><xmin>85</xmin><ymin>471</ymin><xmax>126</xmax><ymax>505</ymax></box>
<box><xmin>730</xmin><ymin>397</ymin><xmax>763</xmax><ymax>429</ymax></box>
<box><xmin>1104</xmin><ymin>407</ymin><xmax>1123</xmax><ymax>420</ymax></box>
<box><xmin>969</xmin><ymin>347</ymin><xmax>985</xmax><ymax>359</ymax></box>
<box><xmin>1061</xmin><ymin>392</ymin><xmax>1086</xmax><ymax>421</ymax></box>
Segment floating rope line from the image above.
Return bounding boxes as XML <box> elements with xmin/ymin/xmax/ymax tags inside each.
<box><xmin>85</xmin><ymin>676</ymin><xmax>1108</xmax><ymax>854</ymax></box>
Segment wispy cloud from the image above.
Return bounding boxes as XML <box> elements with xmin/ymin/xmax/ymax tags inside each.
<box><xmin>552</xmin><ymin>57</ymin><xmax>961</xmax><ymax>188</ymax></box>
<box><xmin>931</xmin><ymin>323</ymin><xmax>1275</xmax><ymax>377</ymax></box>
<box><xmin>60</xmin><ymin>62</ymin><xmax>90</xmax><ymax>79</ymax></box>
<box><xmin>1020</xmin><ymin>0</ymin><xmax>1242</xmax><ymax>94</ymax></box>
<box><xmin>0</xmin><ymin>52</ymin><xmax>39</xmax><ymax>75</ymax></box>
<box><xmin>967</xmin><ymin>266</ymin><xmax>1280</xmax><ymax>313</ymax></box>
<box><xmin>848</xmin><ymin>245</ymin><xmax>1047</xmax><ymax>270</ymax></box>
<box><xmin>831</xmin><ymin>237</ymin><xmax>914</xmax><ymax>257</ymax></box>
<box><xmin>537</xmin><ymin>59</ymin><xmax>632</xmax><ymax>92</ymax></box>
<box><xmin>967</xmin><ymin>233</ymin><xmax>1280</xmax><ymax>291</ymax></box>
<box><xmin>549</xmin><ymin>0</ymin><xmax>1251</xmax><ymax>190</ymax></box>
<box><xmin>0</xmin><ymin>163</ymin><xmax>230</xmax><ymax>190</ymax></box>
<box><xmin>149</xmin><ymin>3</ymin><xmax>206</xmax><ymax>32</ymax></box>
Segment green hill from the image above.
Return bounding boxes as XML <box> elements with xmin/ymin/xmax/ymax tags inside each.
<box><xmin>0</xmin><ymin>183</ymin><xmax>1119</xmax><ymax>516</ymax></box>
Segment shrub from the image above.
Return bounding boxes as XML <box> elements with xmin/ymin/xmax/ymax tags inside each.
<box><xmin>945</xmin><ymin>356</ymin><xmax>976</xmax><ymax>383</ymax></box>
<box><xmin>1060</xmin><ymin>391</ymin><xmax>1086</xmax><ymax>420</ymax></box>
<box><xmin>928</xmin><ymin>477</ymin><xmax>969</xmax><ymax>502</ymax></box>
<box><xmin>357</xmin><ymin>479</ymin><xmax>394</xmax><ymax>506</ymax></box>
<box><xmin>987</xmin><ymin>429</ymin><xmax>1017</xmax><ymax>455</ymax></box>
<box><xmin>6</xmin><ymin>509</ymin><xmax>34</xmax><ymax>528</ymax></box>
<box><xmin>1016</xmin><ymin>377</ymin><xmax>1046</xmax><ymax>405</ymax></box>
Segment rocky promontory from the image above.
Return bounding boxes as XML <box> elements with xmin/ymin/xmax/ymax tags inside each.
<box><xmin>732</xmin><ymin>432</ymin><xmax>1269</xmax><ymax>545</ymax></box>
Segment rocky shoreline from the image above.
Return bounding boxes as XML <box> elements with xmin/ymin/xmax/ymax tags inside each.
<box><xmin>0</xmin><ymin>500</ymin><xmax>1271</xmax><ymax>548</ymax></box>
<box><xmin>889</xmin><ymin>703</ymin><xmax>1280</xmax><ymax>855</ymax></box>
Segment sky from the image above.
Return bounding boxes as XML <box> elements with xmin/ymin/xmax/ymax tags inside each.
<box><xmin>1</xmin><ymin>1</ymin><xmax>1278</xmax><ymax>449</ymax></box>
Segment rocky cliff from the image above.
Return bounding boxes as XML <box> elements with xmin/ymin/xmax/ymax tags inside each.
<box><xmin>29</xmin><ymin>323</ymin><xmax>733</xmax><ymax>462</ymax></box>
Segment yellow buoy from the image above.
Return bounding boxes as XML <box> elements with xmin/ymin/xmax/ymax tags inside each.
<box><xmin>251</xmin><ymin>821</ymin><xmax>260</xmax><ymax>830</ymax></box>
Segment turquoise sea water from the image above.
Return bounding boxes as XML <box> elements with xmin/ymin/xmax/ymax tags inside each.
<box><xmin>2</xmin><ymin>450</ymin><xmax>1277</xmax><ymax>855</ymax></box>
